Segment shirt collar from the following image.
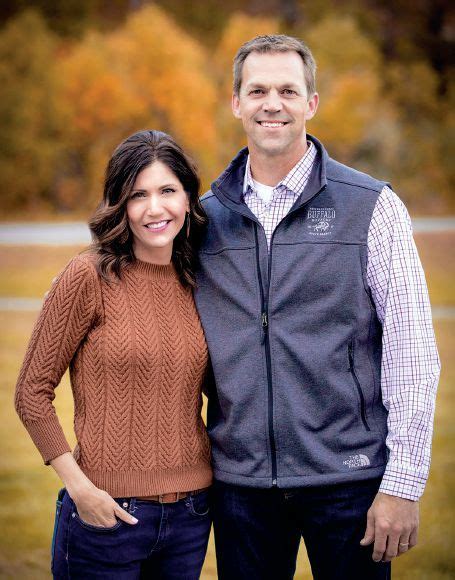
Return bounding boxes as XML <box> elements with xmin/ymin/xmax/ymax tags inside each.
<box><xmin>243</xmin><ymin>141</ymin><xmax>316</xmax><ymax>197</ymax></box>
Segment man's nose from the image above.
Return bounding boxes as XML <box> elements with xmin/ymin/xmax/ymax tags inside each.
<box><xmin>263</xmin><ymin>90</ymin><xmax>282</xmax><ymax>113</ymax></box>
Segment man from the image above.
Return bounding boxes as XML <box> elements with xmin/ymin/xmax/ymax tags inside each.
<box><xmin>194</xmin><ymin>35</ymin><xmax>440</xmax><ymax>579</ymax></box>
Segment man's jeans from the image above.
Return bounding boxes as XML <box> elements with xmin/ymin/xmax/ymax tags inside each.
<box><xmin>51</xmin><ymin>488</ymin><xmax>211</xmax><ymax>579</ymax></box>
<box><xmin>212</xmin><ymin>478</ymin><xmax>391</xmax><ymax>580</ymax></box>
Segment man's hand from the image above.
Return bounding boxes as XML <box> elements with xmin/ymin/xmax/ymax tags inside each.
<box><xmin>360</xmin><ymin>492</ymin><xmax>419</xmax><ymax>562</ymax></box>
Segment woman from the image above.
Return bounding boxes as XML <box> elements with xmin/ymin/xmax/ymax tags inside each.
<box><xmin>14</xmin><ymin>130</ymin><xmax>212</xmax><ymax>578</ymax></box>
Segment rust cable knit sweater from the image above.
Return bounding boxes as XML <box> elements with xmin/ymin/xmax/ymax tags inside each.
<box><xmin>14</xmin><ymin>254</ymin><xmax>212</xmax><ymax>497</ymax></box>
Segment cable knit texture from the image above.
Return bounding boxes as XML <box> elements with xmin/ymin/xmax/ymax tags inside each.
<box><xmin>15</xmin><ymin>253</ymin><xmax>212</xmax><ymax>497</ymax></box>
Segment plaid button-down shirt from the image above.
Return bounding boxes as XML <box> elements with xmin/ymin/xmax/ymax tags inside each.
<box><xmin>243</xmin><ymin>146</ymin><xmax>440</xmax><ymax>501</ymax></box>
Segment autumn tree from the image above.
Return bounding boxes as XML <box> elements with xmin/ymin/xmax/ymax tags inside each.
<box><xmin>0</xmin><ymin>9</ymin><xmax>61</xmax><ymax>212</ymax></box>
<box><xmin>52</xmin><ymin>4</ymin><xmax>218</xmax><ymax>210</ymax></box>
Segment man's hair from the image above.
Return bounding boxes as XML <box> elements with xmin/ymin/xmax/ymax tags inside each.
<box><xmin>233</xmin><ymin>34</ymin><xmax>316</xmax><ymax>98</ymax></box>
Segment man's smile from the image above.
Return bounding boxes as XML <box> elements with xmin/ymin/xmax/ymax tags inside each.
<box><xmin>257</xmin><ymin>121</ymin><xmax>289</xmax><ymax>128</ymax></box>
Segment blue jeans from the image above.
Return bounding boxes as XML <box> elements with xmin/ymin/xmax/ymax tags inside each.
<box><xmin>212</xmin><ymin>478</ymin><xmax>391</xmax><ymax>580</ymax></box>
<box><xmin>51</xmin><ymin>488</ymin><xmax>211</xmax><ymax>579</ymax></box>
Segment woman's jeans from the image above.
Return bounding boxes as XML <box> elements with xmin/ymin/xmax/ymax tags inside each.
<box><xmin>51</xmin><ymin>488</ymin><xmax>211</xmax><ymax>579</ymax></box>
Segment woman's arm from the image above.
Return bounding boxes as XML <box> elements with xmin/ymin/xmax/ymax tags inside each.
<box><xmin>15</xmin><ymin>256</ymin><xmax>137</xmax><ymax>527</ymax></box>
<box><xmin>51</xmin><ymin>453</ymin><xmax>137</xmax><ymax>527</ymax></box>
<box><xmin>14</xmin><ymin>256</ymin><xmax>98</xmax><ymax>463</ymax></box>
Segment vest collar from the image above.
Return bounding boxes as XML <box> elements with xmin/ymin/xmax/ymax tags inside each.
<box><xmin>211</xmin><ymin>134</ymin><xmax>328</xmax><ymax>216</ymax></box>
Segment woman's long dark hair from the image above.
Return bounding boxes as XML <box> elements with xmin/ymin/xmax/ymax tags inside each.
<box><xmin>88</xmin><ymin>130</ymin><xmax>207</xmax><ymax>288</ymax></box>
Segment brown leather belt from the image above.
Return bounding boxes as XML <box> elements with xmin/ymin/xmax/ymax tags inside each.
<box><xmin>136</xmin><ymin>487</ymin><xmax>209</xmax><ymax>504</ymax></box>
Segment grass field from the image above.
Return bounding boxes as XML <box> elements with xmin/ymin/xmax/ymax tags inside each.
<box><xmin>0</xmin><ymin>233</ymin><xmax>454</xmax><ymax>578</ymax></box>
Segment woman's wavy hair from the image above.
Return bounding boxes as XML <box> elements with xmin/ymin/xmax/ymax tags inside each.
<box><xmin>88</xmin><ymin>130</ymin><xmax>207</xmax><ymax>288</ymax></box>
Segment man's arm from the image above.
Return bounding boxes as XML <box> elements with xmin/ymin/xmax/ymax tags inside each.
<box><xmin>360</xmin><ymin>186</ymin><xmax>440</xmax><ymax>562</ymax></box>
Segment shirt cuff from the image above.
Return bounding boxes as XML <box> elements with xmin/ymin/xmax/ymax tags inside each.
<box><xmin>379</xmin><ymin>463</ymin><xmax>428</xmax><ymax>501</ymax></box>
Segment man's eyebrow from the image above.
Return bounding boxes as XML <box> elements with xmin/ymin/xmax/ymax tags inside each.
<box><xmin>244</xmin><ymin>82</ymin><xmax>302</xmax><ymax>91</ymax></box>
<box><xmin>245</xmin><ymin>82</ymin><xmax>268</xmax><ymax>90</ymax></box>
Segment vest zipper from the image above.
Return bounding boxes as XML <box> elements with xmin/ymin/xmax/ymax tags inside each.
<box><xmin>254</xmin><ymin>224</ymin><xmax>277</xmax><ymax>486</ymax></box>
<box><xmin>348</xmin><ymin>341</ymin><xmax>371</xmax><ymax>432</ymax></box>
<box><xmin>210</xmin><ymin>180</ymin><xmax>328</xmax><ymax>488</ymax></box>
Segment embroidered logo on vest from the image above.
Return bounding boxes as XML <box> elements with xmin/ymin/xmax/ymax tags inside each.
<box><xmin>343</xmin><ymin>454</ymin><xmax>371</xmax><ymax>469</ymax></box>
<box><xmin>307</xmin><ymin>207</ymin><xmax>335</xmax><ymax>236</ymax></box>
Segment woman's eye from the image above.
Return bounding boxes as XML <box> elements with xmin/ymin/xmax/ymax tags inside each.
<box><xmin>130</xmin><ymin>191</ymin><xmax>145</xmax><ymax>199</ymax></box>
<box><xmin>162</xmin><ymin>188</ymin><xmax>176</xmax><ymax>194</ymax></box>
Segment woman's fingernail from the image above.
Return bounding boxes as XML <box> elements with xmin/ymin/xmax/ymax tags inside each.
<box><xmin>131</xmin><ymin>517</ymin><xmax>138</xmax><ymax>523</ymax></box>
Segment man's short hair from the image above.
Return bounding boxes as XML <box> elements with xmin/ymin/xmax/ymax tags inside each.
<box><xmin>233</xmin><ymin>34</ymin><xmax>317</xmax><ymax>98</ymax></box>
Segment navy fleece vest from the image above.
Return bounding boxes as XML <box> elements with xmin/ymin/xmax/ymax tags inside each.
<box><xmin>195</xmin><ymin>135</ymin><xmax>390</xmax><ymax>488</ymax></box>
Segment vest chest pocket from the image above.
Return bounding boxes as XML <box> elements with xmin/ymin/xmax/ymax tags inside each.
<box><xmin>347</xmin><ymin>341</ymin><xmax>371</xmax><ymax>432</ymax></box>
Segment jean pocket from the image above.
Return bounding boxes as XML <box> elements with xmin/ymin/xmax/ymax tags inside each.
<box><xmin>70</xmin><ymin>498</ymin><xmax>123</xmax><ymax>533</ymax></box>
<box><xmin>72</xmin><ymin>512</ymin><xmax>122</xmax><ymax>532</ymax></box>
<box><xmin>51</xmin><ymin>488</ymin><xmax>65</xmax><ymax>571</ymax></box>
<box><xmin>186</xmin><ymin>490</ymin><xmax>210</xmax><ymax>517</ymax></box>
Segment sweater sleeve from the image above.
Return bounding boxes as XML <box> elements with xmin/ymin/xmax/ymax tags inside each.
<box><xmin>14</xmin><ymin>255</ymin><xmax>99</xmax><ymax>465</ymax></box>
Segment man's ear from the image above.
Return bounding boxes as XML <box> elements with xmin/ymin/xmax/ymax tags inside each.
<box><xmin>232</xmin><ymin>93</ymin><xmax>242</xmax><ymax>119</ymax></box>
<box><xmin>305</xmin><ymin>92</ymin><xmax>319</xmax><ymax>120</ymax></box>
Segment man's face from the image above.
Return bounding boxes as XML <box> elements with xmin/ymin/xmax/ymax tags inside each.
<box><xmin>232</xmin><ymin>51</ymin><xmax>318</xmax><ymax>158</ymax></box>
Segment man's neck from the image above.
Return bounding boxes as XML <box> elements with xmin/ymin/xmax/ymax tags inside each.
<box><xmin>248</xmin><ymin>139</ymin><xmax>309</xmax><ymax>187</ymax></box>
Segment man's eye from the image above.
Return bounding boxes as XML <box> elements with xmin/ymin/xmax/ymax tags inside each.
<box><xmin>250</xmin><ymin>89</ymin><xmax>264</xmax><ymax>95</ymax></box>
<box><xmin>283</xmin><ymin>89</ymin><xmax>297</xmax><ymax>95</ymax></box>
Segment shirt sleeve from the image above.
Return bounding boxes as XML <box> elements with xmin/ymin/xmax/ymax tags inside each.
<box><xmin>367</xmin><ymin>186</ymin><xmax>440</xmax><ymax>501</ymax></box>
<box><xmin>14</xmin><ymin>256</ymin><xmax>99</xmax><ymax>465</ymax></box>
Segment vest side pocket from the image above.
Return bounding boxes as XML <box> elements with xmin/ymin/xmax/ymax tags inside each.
<box><xmin>348</xmin><ymin>341</ymin><xmax>371</xmax><ymax>432</ymax></box>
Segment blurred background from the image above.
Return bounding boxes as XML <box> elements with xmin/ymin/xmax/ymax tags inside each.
<box><xmin>0</xmin><ymin>0</ymin><xmax>453</xmax><ymax>578</ymax></box>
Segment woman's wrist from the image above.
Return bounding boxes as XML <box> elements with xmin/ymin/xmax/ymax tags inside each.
<box><xmin>66</xmin><ymin>477</ymin><xmax>95</xmax><ymax>502</ymax></box>
<box><xmin>50</xmin><ymin>452</ymin><xmax>96</xmax><ymax>501</ymax></box>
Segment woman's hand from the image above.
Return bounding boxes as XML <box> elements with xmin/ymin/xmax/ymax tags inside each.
<box><xmin>71</xmin><ymin>485</ymin><xmax>138</xmax><ymax>528</ymax></box>
<box><xmin>50</xmin><ymin>452</ymin><xmax>138</xmax><ymax>528</ymax></box>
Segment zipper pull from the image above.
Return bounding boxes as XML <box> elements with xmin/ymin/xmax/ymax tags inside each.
<box><xmin>348</xmin><ymin>341</ymin><xmax>354</xmax><ymax>370</ymax></box>
<box><xmin>261</xmin><ymin>312</ymin><xmax>268</xmax><ymax>328</ymax></box>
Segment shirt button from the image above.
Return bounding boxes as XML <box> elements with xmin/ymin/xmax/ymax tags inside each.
<box><xmin>122</xmin><ymin>501</ymin><xmax>128</xmax><ymax>508</ymax></box>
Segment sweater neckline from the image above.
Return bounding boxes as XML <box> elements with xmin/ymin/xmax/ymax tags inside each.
<box><xmin>127</xmin><ymin>258</ymin><xmax>177</xmax><ymax>281</ymax></box>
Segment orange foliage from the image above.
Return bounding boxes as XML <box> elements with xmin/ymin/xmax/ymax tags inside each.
<box><xmin>0</xmin><ymin>6</ymin><xmax>452</xmax><ymax>214</ymax></box>
<box><xmin>54</xmin><ymin>5</ymin><xmax>218</xmax><ymax>208</ymax></box>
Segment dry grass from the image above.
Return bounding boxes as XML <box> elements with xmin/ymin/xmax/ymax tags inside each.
<box><xmin>1</xmin><ymin>233</ymin><xmax>453</xmax><ymax>305</ymax></box>
<box><xmin>0</xmin><ymin>245</ymin><xmax>87</xmax><ymax>298</ymax></box>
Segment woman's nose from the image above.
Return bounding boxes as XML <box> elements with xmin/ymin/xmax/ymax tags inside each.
<box><xmin>146</xmin><ymin>194</ymin><xmax>162</xmax><ymax>215</ymax></box>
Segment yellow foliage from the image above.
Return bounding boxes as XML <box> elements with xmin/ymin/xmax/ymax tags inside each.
<box><xmin>53</xmin><ymin>5</ymin><xmax>219</xmax><ymax>206</ymax></box>
<box><xmin>306</xmin><ymin>16</ymin><xmax>381</xmax><ymax>74</ymax></box>
<box><xmin>303</xmin><ymin>15</ymin><xmax>388</xmax><ymax>161</ymax></box>
<box><xmin>114</xmin><ymin>6</ymin><xmax>218</xmax><ymax>171</ymax></box>
<box><xmin>214</xmin><ymin>12</ymin><xmax>279</xmax><ymax>83</ymax></box>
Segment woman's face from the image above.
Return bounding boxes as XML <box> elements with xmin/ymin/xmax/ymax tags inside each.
<box><xmin>126</xmin><ymin>160</ymin><xmax>189</xmax><ymax>265</ymax></box>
